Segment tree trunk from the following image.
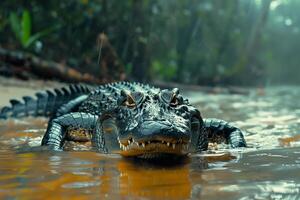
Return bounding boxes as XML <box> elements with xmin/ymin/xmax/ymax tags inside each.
<box><xmin>97</xmin><ymin>33</ymin><xmax>126</xmax><ymax>82</ymax></box>
<box><xmin>0</xmin><ymin>47</ymin><xmax>101</xmax><ymax>83</ymax></box>
<box><xmin>175</xmin><ymin>0</ymin><xmax>199</xmax><ymax>82</ymax></box>
<box><xmin>229</xmin><ymin>0</ymin><xmax>272</xmax><ymax>77</ymax></box>
<box><xmin>130</xmin><ymin>0</ymin><xmax>150</xmax><ymax>82</ymax></box>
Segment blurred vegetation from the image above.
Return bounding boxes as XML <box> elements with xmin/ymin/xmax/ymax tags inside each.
<box><xmin>9</xmin><ymin>9</ymin><xmax>59</xmax><ymax>49</ymax></box>
<box><xmin>0</xmin><ymin>0</ymin><xmax>299</xmax><ymax>85</ymax></box>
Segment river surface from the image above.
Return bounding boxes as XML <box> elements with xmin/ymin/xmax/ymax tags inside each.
<box><xmin>0</xmin><ymin>84</ymin><xmax>300</xmax><ymax>199</ymax></box>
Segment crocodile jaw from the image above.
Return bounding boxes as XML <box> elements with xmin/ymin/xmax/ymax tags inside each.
<box><xmin>116</xmin><ymin>139</ymin><xmax>190</xmax><ymax>157</ymax></box>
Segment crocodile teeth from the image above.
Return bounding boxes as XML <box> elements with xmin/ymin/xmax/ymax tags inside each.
<box><xmin>161</xmin><ymin>141</ymin><xmax>165</xmax><ymax>144</ymax></box>
<box><xmin>148</xmin><ymin>141</ymin><xmax>151</xmax><ymax>144</ymax></box>
<box><xmin>142</xmin><ymin>143</ymin><xmax>145</xmax><ymax>148</ymax></box>
<box><xmin>128</xmin><ymin>140</ymin><xmax>131</xmax><ymax>144</ymax></box>
<box><xmin>172</xmin><ymin>143</ymin><xmax>176</xmax><ymax>149</ymax></box>
<box><xmin>135</xmin><ymin>142</ymin><xmax>139</xmax><ymax>146</ymax></box>
<box><xmin>167</xmin><ymin>142</ymin><xmax>170</xmax><ymax>147</ymax></box>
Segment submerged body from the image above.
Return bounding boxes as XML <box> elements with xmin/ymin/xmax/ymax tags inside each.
<box><xmin>0</xmin><ymin>82</ymin><xmax>246</xmax><ymax>158</ymax></box>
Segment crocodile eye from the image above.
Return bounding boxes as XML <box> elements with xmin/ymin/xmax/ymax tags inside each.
<box><xmin>120</xmin><ymin>90</ymin><xmax>137</xmax><ymax>108</ymax></box>
<box><xmin>161</xmin><ymin>89</ymin><xmax>179</xmax><ymax>106</ymax></box>
<box><xmin>124</xmin><ymin>94</ymin><xmax>136</xmax><ymax>108</ymax></box>
<box><xmin>170</xmin><ymin>95</ymin><xmax>179</xmax><ymax>107</ymax></box>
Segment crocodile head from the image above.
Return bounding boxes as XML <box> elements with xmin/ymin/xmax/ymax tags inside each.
<box><xmin>93</xmin><ymin>88</ymin><xmax>203</xmax><ymax>158</ymax></box>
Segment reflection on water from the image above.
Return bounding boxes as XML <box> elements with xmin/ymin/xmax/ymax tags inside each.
<box><xmin>1</xmin><ymin>86</ymin><xmax>300</xmax><ymax>199</ymax></box>
<box><xmin>187</xmin><ymin>86</ymin><xmax>300</xmax><ymax>149</ymax></box>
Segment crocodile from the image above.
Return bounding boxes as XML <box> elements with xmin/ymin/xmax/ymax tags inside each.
<box><xmin>0</xmin><ymin>82</ymin><xmax>246</xmax><ymax>158</ymax></box>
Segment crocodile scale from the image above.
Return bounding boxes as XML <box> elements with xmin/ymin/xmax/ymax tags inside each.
<box><xmin>0</xmin><ymin>82</ymin><xmax>246</xmax><ymax>158</ymax></box>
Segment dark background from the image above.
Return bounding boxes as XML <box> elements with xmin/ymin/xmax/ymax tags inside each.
<box><xmin>0</xmin><ymin>0</ymin><xmax>298</xmax><ymax>86</ymax></box>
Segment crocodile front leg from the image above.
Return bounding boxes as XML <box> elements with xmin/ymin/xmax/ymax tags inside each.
<box><xmin>41</xmin><ymin>112</ymin><xmax>98</xmax><ymax>150</ymax></box>
<box><xmin>203</xmin><ymin>118</ymin><xmax>246</xmax><ymax>148</ymax></box>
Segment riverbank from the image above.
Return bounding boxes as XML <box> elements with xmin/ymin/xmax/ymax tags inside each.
<box><xmin>0</xmin><ymin>77</ymin><xmax>65</xmax><ymax>107</ymax></box>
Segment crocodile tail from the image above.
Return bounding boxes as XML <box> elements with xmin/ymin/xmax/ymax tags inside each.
<box><xmin>0</xmin><ymin>84</ymin><xmax>92</xmax><ymax>119</ymax></box>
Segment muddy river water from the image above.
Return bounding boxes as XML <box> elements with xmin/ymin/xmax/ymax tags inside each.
<box><xmin>0</xmin><ymin>83</ymin><xmax>300</xmax><ymax>199</ymax></box>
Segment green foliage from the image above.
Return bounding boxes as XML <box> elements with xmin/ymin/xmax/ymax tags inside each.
<box><xmin>21</xmin><ymin>10</ymin><xmax>31</xmax><ymax>47</ymax></box>
<box><xmin>9</xmin><ymin>10</ymin><xmax>57</xmax><ymax>49</ymax></box>
<box><xmin>1</xmin><ymin>0</ymin><xmax>299</xmax><ymax>85</ymax></box>
<box><xmin>0</xmin><ymin>14</ymin><xmax>7</xmax><ymax>31</ymax></box>
<box><xmin>125</xmin><ymin>63</ymin><xmax>133</xmax><ymax>75</ymax></box>
<box><xmin>151</xmin><ymin>60</ymin><xmax>177</xmax><ymax>81</ymax></box>
<box><xmin>9</xmin><ymin>12</ymin><xmax>21</xmax><ymax>41</ymax></box>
